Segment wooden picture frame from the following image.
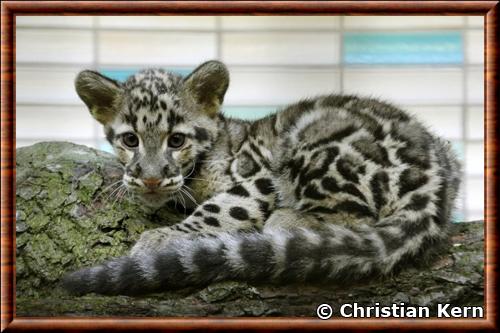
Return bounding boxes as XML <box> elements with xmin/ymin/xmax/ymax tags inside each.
<box><xmin>1</xmin><ymin>1</ymin><xmax>497</xmax><ymax>331</ymax></box>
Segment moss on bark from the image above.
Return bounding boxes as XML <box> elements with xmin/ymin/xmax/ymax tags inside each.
<box><xmin>16</xmin><ymin>142</ymin><xmax>181</xmax><ymax>298</ymax></box>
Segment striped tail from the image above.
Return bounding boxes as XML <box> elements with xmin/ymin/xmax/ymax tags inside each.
<box><xmin>62</xmin><ymin>217</ymin><xmax>449</xmax><ymax>296</ymax></box>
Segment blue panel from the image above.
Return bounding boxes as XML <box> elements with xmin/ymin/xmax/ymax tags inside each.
<box><xmin>344</xmin><ymin>32</ymin><xmax>463</xmax><ymax>64</ymax></box>
<box><xmin>100</xmin><ymin>68</ymin><xmax>193</xmax><ymax>82</ymax></box>
<box><xmin>452</xmin><ymin>210</ymin><xmax>465</xmax><ymax>223</ymax></box>
<box><xmin>99</xmin><ymin>141</ymin><xmax>114</xmax><ymax>153</ymax></box>
<box><xmin>222</xmin><ymin>106</ymin><xmax>278</xmax><ymax>120</ymax></box>
<box><xmin>451</xmin><ymin>141</ymin><xmax>464</xmax><ymax>161</ymax></box>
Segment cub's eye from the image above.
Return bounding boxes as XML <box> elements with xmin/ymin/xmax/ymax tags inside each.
<box><xmin>122</xmin><ymin>133</ymin><xmax>139</xmax><ymax>148</ymax></box>
<box><xmin>168</xmin><ymin>133</ymin><xmax>185</xmax><ymax>148</ymax></box>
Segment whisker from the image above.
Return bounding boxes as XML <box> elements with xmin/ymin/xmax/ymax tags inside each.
<box><xmin>184</xmin><ymin>161</ymin><xmax>197</xmax><ymax>179</ymax></box>
<box><xmin>173</xmin><ymin>196</ymin><xmax>178</xmax><ymax>211</ymax></box>
<box><xmin>184</xmin><ymin>177</ymin><xmax>228</xmax><ymax>186</ymax></box>
<box><xmin>196</xmin><ymin>156</ymin><xmax>233</xmax><ymax>162</ymax></box>
<box><xmin>123</xmin><ymin>186</ymin><xmax>130</xmax><ymax>199</ymax></box>
<box><xmin>178</xmin><ymin>187</ymin><xmax>193</xmax><ymax>206</ymax></box>
<box><xmin>195</xmin><ymin>160</ymin><xmax>233</xmax><ymax>166</ymax></box>
<box><xmin>197</xmin><ymin>159</ymin><xmax>232</xmax><ymax>162</ymax></box>
<box><xmin>117</xmin><ymin>186</ymin><xmax>128</xmax><ymax>200</ymax></box>
<box><xmin>111</xmin><ymin>184</ymin><xmax>127</xmax><ymax>208</ymax></box>
<box><xmin>93</xmin><ymin>179</ymin><xmax>123</xmax><ymax>203</ymax></box>
<box><xmin>104</xmin><ymin>183</ymin><xmax>124</xmax><ymax>205</ymax></box>
<box><xmin>183</xmin><ymin>190</ymin><xmax>200</xmax><ymax>208</ymax></box>
<box><xmin>180</xmin><ymin>186</ymin><xmax>200</xmax><ymax>207</ymax></box>
<box><xmin>176</xmin><ymin>191</ymin><xmax>187</xmax><ymax>216</ymax></box>
<box><xmin>181</xmin><ymin>195</ymin><xmax>187</xmax><ymax>216</ymax></box>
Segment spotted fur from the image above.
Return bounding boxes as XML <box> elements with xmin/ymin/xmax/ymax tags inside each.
<box><xmin>63</xmin><ymin>61</ymin><xmax>461</xmax><ymax>295</ymax></box>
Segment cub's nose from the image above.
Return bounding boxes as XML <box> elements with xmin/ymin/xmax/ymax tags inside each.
<box><xmin>142</xmin><ymin>178</ymin><xmax>162</xmax><ymax>189</ymax></box>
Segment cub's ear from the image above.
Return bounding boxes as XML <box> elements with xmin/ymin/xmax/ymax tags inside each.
<box><xmin>183</xmin><ymin>60</ymin><xmax>229</xmax><ymax>117</ymax></box>
<box><xmin>75</xmin><ymin>70</ymin><xmax>123</xmax><ymax>125</ymax></box>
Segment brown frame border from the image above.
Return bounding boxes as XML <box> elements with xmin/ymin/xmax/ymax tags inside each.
<box><xmin>1</xmin><ymin>1</ymin><xmax>498</xmax><ymax>331</ymax></box>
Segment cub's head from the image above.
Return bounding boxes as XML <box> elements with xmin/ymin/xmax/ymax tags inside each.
<box><xmin>75</xmin><ymin>61</ymin><xmax>229</xmax><ymax>207</ymax></box>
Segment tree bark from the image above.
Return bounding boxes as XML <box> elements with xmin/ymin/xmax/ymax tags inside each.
<box><xmin>16</xmin><ymin>142</ymin><xmax>484</xmax><ymax>317</ymax></box>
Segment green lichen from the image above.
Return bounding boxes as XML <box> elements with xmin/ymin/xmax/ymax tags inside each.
<box><xmin>16</xmin><ymin>142</ymin><xmax>180</xmax><ymax>299</ymax></box>
<box><xmin>76</xmin><ymin>171</ymin><xmax>103</xmax><ymax>202</ymax></box>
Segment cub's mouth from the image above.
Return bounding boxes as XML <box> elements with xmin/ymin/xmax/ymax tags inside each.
<box><xmin>123</xmin><ymin>174</ymin><xmax>184</xmax><ymax>201</ymax></box>
<box><xmin>133</xmin><ymin>185</ymin><xmax>183</xmax><ymax>208</ymax></box>
<box><xmin>139</xmin><ymin>191</ymin><xmax>172</xmax><ymax>204</ymax></box>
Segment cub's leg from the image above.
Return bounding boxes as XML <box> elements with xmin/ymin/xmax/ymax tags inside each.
<box><xmin>131</xmin><ymin>177</ymin><xmax>277</xmax><ymax>255</ymax></box>
<box><xmin>263</xmin><ymin>208</ymin><xmax>325</xmax><ymax>232</ymax></box>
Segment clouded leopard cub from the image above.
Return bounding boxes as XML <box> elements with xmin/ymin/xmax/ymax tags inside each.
<box><xmin>63</xmin><ymin>60</ymin><xmax>461</xmax><ymax>295</ymax></box>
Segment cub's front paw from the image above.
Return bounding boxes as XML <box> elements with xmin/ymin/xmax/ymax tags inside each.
<box><xmin>130</xmin><ymin>229</ymin><xmax>170</xmax><ymax>256</ymax></box>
